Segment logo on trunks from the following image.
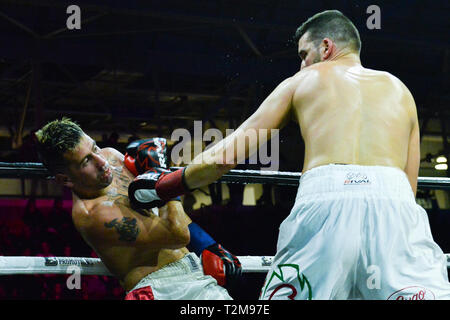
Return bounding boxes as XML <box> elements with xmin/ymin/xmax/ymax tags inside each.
<box><xmin>387</xmin><ymin>286</ymin><xmax>435</xmax><ymax>300</ymax></box>
<box><xmin>344</xmin><ymin>172</ymin><xmax>371</xmax><ymax>185</ymax></box>
<box><xmin>261</xmin><ymin>264</ymin><xmax>312</xmax><ymax>300</ymax></box>
<box><xmin>186</xmin><ymin>254</ymin><xmax>200</xmax><ymax>272</ymax></box>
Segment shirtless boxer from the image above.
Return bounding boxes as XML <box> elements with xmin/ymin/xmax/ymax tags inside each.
<box><xmin>132</xmin><ymin>10</ymin><xmax>450</xmax><ymax>299</ymax></box>
<box><xmin>34</xmin><ymin>118</ymin><xmax>234</xmax><ymax>300</ymax></box>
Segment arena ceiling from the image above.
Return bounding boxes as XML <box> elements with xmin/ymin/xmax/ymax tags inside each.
<box><xmin>0</xmin><ymin>0</ymin><xmax>448</xmax><ymax>174</ymax></box>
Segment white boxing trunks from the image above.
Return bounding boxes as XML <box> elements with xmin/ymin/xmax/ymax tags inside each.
<box><xmin>125</xmin><ymin>253</ymin><xmax>232</xmax><ymax>300</ymax></box>
<box><xmin>260</xmin><ymin>164</ymin><xmax>450</xmax><ymax>300</ymax></box>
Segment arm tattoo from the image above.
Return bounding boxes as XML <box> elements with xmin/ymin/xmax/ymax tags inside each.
<box><xmin>104</xmin><ymin>217</ymin><xmax>140</xmax><ymax>242</ymax></box>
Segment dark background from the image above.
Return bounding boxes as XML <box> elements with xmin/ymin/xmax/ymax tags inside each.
<box><xmin>0</xmin><ymin>0</ymin><xmax>448</xmax><ymax>300</ymax></box>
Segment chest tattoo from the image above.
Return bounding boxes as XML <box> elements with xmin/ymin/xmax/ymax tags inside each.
<box><xmin>105</xmin><ymin>156</ymin><xmax>151</xmax><ymax>217</ymax></box>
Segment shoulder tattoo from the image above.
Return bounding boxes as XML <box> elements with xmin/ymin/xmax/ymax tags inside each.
<box><xmin>104</xmin><ymin>217</ymin><xmax>140</xmax><ymax>242</ymax></box>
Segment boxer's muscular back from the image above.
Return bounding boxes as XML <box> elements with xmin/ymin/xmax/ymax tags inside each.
<box><xmin>292</xmin><ymin>61</ymin><xmax>419</xmax><ymax>192</ymax></box>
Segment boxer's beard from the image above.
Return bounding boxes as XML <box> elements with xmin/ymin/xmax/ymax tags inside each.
<box><xmin>312</xmin><ymin>46</ymin><xmax>322</xmax><ymax>64</ymax></box>
<box><xmin>98</xmin><ymin>164</ymin><xmax>113</xmax><ymax>186</ymax></box>
<box><xmin>313</xmin><ymin>54</ymin><xmax>322</xmax><ymax>64</ymax></box>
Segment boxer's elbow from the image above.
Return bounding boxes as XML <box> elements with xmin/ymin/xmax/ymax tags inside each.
<box><xmin>168</xmin><ymin>204</ymin><xmax>191</xmax><ymax>247</ymax></box>
<box><xmin>158</xmin><ymin>224</ymin><xmax>190</xmax><ymax>249</ymax></box>
<box><xmin>172</xmin><ymin>228</ymin><xmax>190</xmax><ymax>248</ymax></box>
<box><xmin>178</xmin><ymin>222</ymin><xmax>191</xmax><ymax>245</ymax></box>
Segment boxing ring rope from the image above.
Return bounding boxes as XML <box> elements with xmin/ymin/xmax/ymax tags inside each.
<box><xmin>1</xmin><ymin>254</ymin><xmax>450</xmax><ymax>276</ymax></box>
<box><xmin>0</xmin><ymin>161</ymin><xmax>449</xmax><ymax>275</ymax></box>
<box><xmin>0</xmin><ymin>256</ymin><xmax>274</xmax><ymax>275</ymax></box>
<box><xmin>0</xmin><ymin>162</ymin><xmax>449</xmax><ymax>189</ymax></box>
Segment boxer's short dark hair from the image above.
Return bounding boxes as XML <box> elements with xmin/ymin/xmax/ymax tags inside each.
<box><xmin>35</xmin><ymin>117</ymin><xmax>84</xmax><ymax>174</ymax></box>
<box><xmin>294</xmin><ymin>10</ymin><xmax>361</xmax><ymax>53</ymax></box>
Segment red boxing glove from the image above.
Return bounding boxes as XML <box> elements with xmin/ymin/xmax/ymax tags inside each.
<box><xmin>128</xmin><ymin>167</ymin><xmax>188</xmax><ymax>209</ymax></box>
<box><xmin>155</xmin><ymin>167</ymin><xmax>189</xmax><ymax>200</ymax></box>
<box><xmin>124</xmin><ymin>138</ymin><xmax>191</xmax><ymax>201</ymax></box>
<box><xmin>124</xmin><ymin>153</ymin><xmax>138</xmax><ymax>176</ymax></box>
<box><xmin>201</xmin><ymin>243</ymin><xmax>242</xmax><ymax>287</ymax></box>
<box><xmin>124</xmin><ymin>138</ymin><xmax>168</xmax><ymax>177</ymax></box>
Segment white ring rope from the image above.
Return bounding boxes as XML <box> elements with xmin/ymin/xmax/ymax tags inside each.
<box><xmin>1</xmin><ymin>255</ymin><xmax>449</xmax><ymax>276</ymax></box>
<box><xmin>0</xmin><ymin>255</ymin><xmax>274</xmax><ymax>275</ymax></box>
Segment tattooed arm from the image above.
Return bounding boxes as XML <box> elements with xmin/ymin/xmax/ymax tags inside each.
<box><xmin>80</xmin><ymin>200</ymin><xmax>191</xmax><ymax>250</ymax></box>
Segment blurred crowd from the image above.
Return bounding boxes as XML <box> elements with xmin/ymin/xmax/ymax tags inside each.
<box><xmin>0</xmin><ymin>198</ymin><xmax>125</xmax><ymax>300</ymax></box>
<box><xmin>0</xmin><ymin>186</ymin><xmax>291</xmax><ymax>300</ymax></box>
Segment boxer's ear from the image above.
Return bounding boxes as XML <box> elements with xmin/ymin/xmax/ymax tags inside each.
<box><xmin>320</xmin><ymin>38</ymin><xmax>335</xmax><ymax>60</ymax></box>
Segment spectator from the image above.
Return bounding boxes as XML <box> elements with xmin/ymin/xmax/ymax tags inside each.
<box><xmin>37</xmin><ymin>241</ymin><xmax>54</xmax><ymax>258</ymax></box>
<box><xmin>23</xmin><ymin>198</ymin><xmax>42</xmax><ymax>231</ymax></box>
<box><xmin>63</xmin><ymin>245</ymin><xmax>72</xmax><ymax>257</ymax></box>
